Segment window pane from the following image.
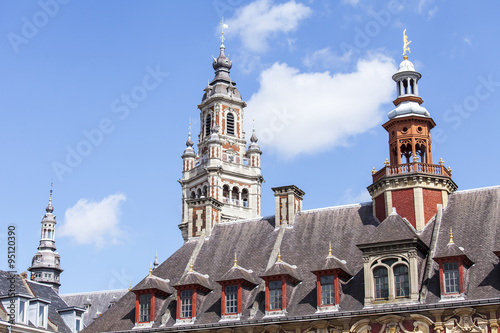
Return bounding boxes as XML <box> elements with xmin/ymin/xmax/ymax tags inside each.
<box><xmin>443</xmin><ymin>262</ymin><xmax>460</xmax><ymax>294</ymax></box>
<box><xmin>205</xmin><ymin>115</ymin><xmax>212</xmax><ymax>137</ymax></box>
<box><xmin>320</xmin><ymin>275</ymin><xmax>335</xmax><ymax>305</ymax></box>
<box><xmin>139</xmin><ymin>294</ymin><xmax>151</xmax><ymax>322</ymax></box>
<box><xmin>394</xmin><ymin>265</ymin><xmax>409</xmax><ymax>297</ymax></box>
<box><xmin>180</xmin><ymin>290</ymin><xmax>193</xmax><ymax>318</ymax></box>
<box><xmin>39</xmin><ymin>306</ymin><xmax>45</xmax><ymax>326</ymax></box>
<box><xmin>76</xmin><ymin>319</ymin><xmax>81</xmax><ymax>332</ymax></box>
<box><xmin>225</xmin><ymin>285</ymin><xmax>238</xmax><ymax>314</ymax></box>
<box><xmin>269</xmin><ymin>281</ymin><xmax>282</xmax><ymax>310</ymax></box>
<box><xmin>373</xmin><ymin>267</ymin><xmax>389</xmax><ymax>299</ymax></box>
<box><xmin>19</xmin><ymin>300</ymin><xmax>25</xmax><ymax>322</ymax></box>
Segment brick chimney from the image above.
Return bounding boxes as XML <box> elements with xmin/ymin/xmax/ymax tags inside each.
<box><xmin>272</xmin><ymin>185</ymin><xmax>305</xmax><ymax>227</ymax></box>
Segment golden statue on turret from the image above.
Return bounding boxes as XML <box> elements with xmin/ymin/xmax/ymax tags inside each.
<box><xmin>403</xmin><ymin>29</ymin><xmax>411</xmax><ymax>59</ymax></box>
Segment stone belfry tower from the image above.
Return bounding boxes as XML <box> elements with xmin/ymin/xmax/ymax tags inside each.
<box><xmin>367</xmin><ymin>31</ymin><xmax>457</xmax><ymax>230</ymax></box>
<box><xmin>28</xmin><ymin>187</ymin><xmax>63</xmax><ymax>292</ymax></box>
<box><xmin>178</xmin><ymin>34</ymin><xmax>264</xmax><ymax>241</ymax></box>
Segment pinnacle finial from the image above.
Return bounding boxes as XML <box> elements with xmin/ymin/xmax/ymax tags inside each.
<box><xmin>189</xmin><ymin>259</ymin><xmax>194</xmax><ymax>272</ymax></box>
<box><xmin>46</xmin><ymin>182</ymin><xmax>54</xmax><ymax>213</ymax></box>
<box><xmin>449</xmin><ymin>228</ymin><xmax>454</xmax><ymax>244</ymax></box>
<box><xmin>128</xmin><ymin>282</ymin><xmax>131</xmax><ymax>291</ymax></box>
<box><xmin>372</xmin><ymin>167</ymin><xmax>376</xmax><ymax>175</ymax></box>
<box><xmin>328</xmin><ymin>242</ymin><xmax>332</xmax><ymax>257</ymax></box>
<box><xmin>233</xmin><ymin>253</ymin><xmax>238</xmax><ymax>267</ymax></box>
<box><xmin>277</xmin><ymin>251</ymin><xmax>282</xmax><ymax>263</ymax></box>
<box><xmin>439</xmin><ymin>157</ymin><xmax>444</xmax><ymax>166</ymax></box>
<box><xmin>220</xmin><ymin>20</ymin><xmax>228</xmax><ymax>45</ymax></box>
<box><xmin>186</xmin><ymin>121</ymin><xmax>194</xmax><ymax>147</ymax></box>
<box><xmin>384</xmin><ymin>158</ymin><xmax>390</xmax><ymax>166</ymax></box>
<box><xmin>403</xmin><ymin>29</ymin><xmax>411</xmax><ymax>60</ymax></box>
<box><xmin>149</xmin><ymin>263</ymin><xmax>153</xmax><ymax>277</ymax></box>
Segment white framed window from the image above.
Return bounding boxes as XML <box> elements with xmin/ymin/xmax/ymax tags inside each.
<box><xmin>225</xmin><ymin>285</ymin><xmax>238</xmax><ymax>314</ymax></box>
<box><xmin>443</xmin><ymin>262</ymin><xmax>460</xmax><ymax>294</ymax></box>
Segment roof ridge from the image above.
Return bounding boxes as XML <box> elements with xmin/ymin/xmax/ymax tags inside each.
<box><xmin>454</xmin><ymin>184</ymin><xmax>500</xmax><ymax>194</ymax></box>
<box><xmin>60</xmin><ymin>289</ymin><xmax>128</xmax><ymax>296</ymax></box>
<box><xmin>301</xmin><ymin>201</ymin><xmax>371</xmax><ymax>214</ymax></box>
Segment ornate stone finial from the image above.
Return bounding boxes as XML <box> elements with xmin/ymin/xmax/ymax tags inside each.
<box><xmin>439</xmin><ymin>157</ymin><xmax>444</xmax><ymax>165</ymax></box>
<box><xmin>448</xmin><ymin>166</ymin><xmax>452</xmax><ymax>174</ymax></box>
<box><xmin>403</xmin><ymin>29</ymin><xmax>411</xmax><ymax>60</ymax></box>
<box><xmin>277</xmin><ymin>251</ymin><xmax>282</xmax><ymax>263</ymax></box>
<box><xmin>372</xmin><ymin>167</ymin><xmax>376</xmax><ymax>175</ymax></box>
<box><xmin>413</xmin><ymin>154</ymin><xmax>419</xmax><ymax>162</ymax></box>
<box><xmin>250</xmin><ymin>120</ymin><xmax>258</xmax><ymax>143</ymax></box>
<box><xmin>449</xmin><ymin>228</ymin><xmax>454</xmax><ymax>244</ymax></box>
<box><xmin>189</xmin><ymin>260</ymin><xmax>194</xmax><ymax>272</ymax></box>
<box><xmin>384</xmin><ymin>158</ymin><xmax>390</xmax><ymax>166</ymax></box>
<box><xmin>233</xmin><ymin>253</ymin><xmax>238</xmax><ymax>267</ymax></box>
<box><xmin>148</xmin><ymin>263</ymin><xmax>153</xmax><ymax>277</ymax></box>
<box><xmin>328</xmin><ymin>242</ymin><xmax>332</xmax><ymax>257</ymax></box>
<box><xmin>128</xmin><ymin>282</ymin><xmax>131</xmax><ymax>291</ymax></box>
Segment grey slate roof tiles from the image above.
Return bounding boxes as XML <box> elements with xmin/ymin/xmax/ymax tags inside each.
<box><xmin>82</xmin><ymin>187</ymin><xmax>500</xmax><ymax>333</ymax></box>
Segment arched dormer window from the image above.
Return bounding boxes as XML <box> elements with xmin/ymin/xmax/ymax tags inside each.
<box><xmin>394</xmin><ymin>264</ymin><xmax>409</xmax><ymax>297</ymax></box>
<box><xmin>226</xmin><ymin>113</ymin><xmax>235</xmax><ymax>136</ymax></box>
<box><xmin>373</xmin><ymin>266</ymin><xmax>388</xmax><ymax>299</ymax></box>
<box><xmin>205</xmin><ymin>114</ymin><xmax>212</xmax><ymax>137</ymax></box>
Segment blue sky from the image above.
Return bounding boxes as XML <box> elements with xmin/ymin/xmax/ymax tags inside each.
<box><xmin>1</xmin><ymin>0</ymin><xmax>499</xmax><ymax>293</ymax></box>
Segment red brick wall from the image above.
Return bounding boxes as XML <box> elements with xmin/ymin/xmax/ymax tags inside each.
<box><xmin>374</xmin><ymin>194</ymin><xmax>386</xmax><ymax>222</ymax></box>
<box><xmin>392</xmin><ymin>189</ymin><xmax>415</xmax><ymax>227</ymax></box>
<box><xmin>423</xmin><ymin>188</ymin><xmax>443</xmax><ymax>223</ymax></box>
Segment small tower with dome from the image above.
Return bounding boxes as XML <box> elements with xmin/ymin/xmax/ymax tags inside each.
<box><xmin>28</xmin><ymin>186</ymin><xmax>63</xmax><ymax>292</ymax></box>
<box><xmin>367</xmin><ymin>30</ymin><xmax>457</xmax><ymax>230</ymax></box>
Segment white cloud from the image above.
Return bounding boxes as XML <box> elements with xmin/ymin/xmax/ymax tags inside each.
<box><xmin>59</xmin><ymin>194</ymin><xmax>127</xmax><ymax>248</ymax></box>
<box><xmin>303</xmin><ymin>48</ymin><xmax>353</xmax><ymax>70</ymax></box>
<box><xmin>226</xmin><ymin>0</ymin><xmax>312</xmax><ymax>53</ymax></box>
<box><xmin>342</xmin><ymin>0</ymin><xmax>360</xmax><ymax>5</ymax></box>
<box><xmin>246</xmin><ymin>53</ymin><xmax>396</xmax><ymax>158</ymax></box>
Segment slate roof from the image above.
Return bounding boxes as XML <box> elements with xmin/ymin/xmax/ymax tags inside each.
<box><xmin>82</xmin><ymin>187</ymin><xmax>500</xmax><ymax>333</ymax></box>
<box><xmin>216</xmin><ymin>266</ymin><xmax>259</xmax><ymax>286</ymax></box>
<box><xmin>0</xmin><ymin>271</ymin><xmax>72</xmax><ymax>333</ymax></box>
<box><xmin>61</xmin><ymin>289</ymin><xmax>128</xmax><ymax>328</ymax></box>
<box><xmin>131</xmin><ymin>275</ymin><xmax>174</xmax><ymax>295</ymax></box>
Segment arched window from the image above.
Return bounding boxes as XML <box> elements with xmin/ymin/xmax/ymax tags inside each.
<box><xmin>223</xmin><ymin>185</ymin><xmax>230</xmax><ymax>203</ymax></box>
<box><xmin>196</xmin><ymin>189</ymin><xmax>202</xmax><ymax>198</ymax></box>
<box><xmin>241</xmin><ymin>189</ymin><xmax>249</xmax><ymax>207</ymax></box>
<box><xmin>394</xmin><ymin>264</ymin><xmax>409</xmax><ymax>297</ymax></box>
<box><xmin>227</xmin><ymin>113</ymin><xmax>235</xmax><ymax>136</ymax></box>
<box><xmin>373</xmin><ymin>267</ymin><xmax>389</xmax><ymax>299</ymax></box>
<box><xmin>205</xmin><ymin>114</ymin><xmax>212</xmax><ymax>137</ymax></box>
<box><xmin>202</xmin><ymin>186</ymin><xmax>208</xmax><ymax>197</ymax></box>
<box><xmin>190</xmin><ymin>191</ymin><xmax>196</xmax><ymax>199</ymax></box>
<box><xmin>232</xmin><ymin>187</ymin><xmax>239</xmax><ymax>205</ymax></box>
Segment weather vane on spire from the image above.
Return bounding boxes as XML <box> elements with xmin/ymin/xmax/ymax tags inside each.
<box><xmin>220</xmin><ymin>19</ymin><xmax>228</xmax><ymax>44</ymax></box>
<box><xmin>403</xmin><ymin>29</ymin><xmax>411</xmax><ymax>60</ymax></box>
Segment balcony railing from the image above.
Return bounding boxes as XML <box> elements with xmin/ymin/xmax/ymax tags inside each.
<box><xmin>222</xmin><ymin>197</ymin><xmax>249</xmax><ymax>208</ymax></box>
<box><xmin>372</xmin><ymin>162</ymin><xmax>452</xmax><ymax>182</ymax></box>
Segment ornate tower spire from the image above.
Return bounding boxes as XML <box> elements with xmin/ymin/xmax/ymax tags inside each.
<box><xmin>178</xmin><ymin>31</ymin><xmax>264</xmax><ymax>241</ymax></box>
<box><xmin>28</xmin><ymin>184</ymin><xmax>63</xmax><ymax>292</ymax></box>
<box><xmin>367</xmin><ymin>31</ymin><xmax>457</xmax><ymax>230</ymax></box>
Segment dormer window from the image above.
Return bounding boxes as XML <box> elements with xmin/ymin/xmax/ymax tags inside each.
<box><xmin>260</xmin><ymin>253</ymin><xmax>300</xmax><ymax>316</ymax></box>
<box><xmin>224</xmin><ymin>285</ymin><xmax>238</xmax><ymax>314</ymax></box>
<box><xmin>216</xmin><ymin>257</ymin><xmax>259</xmax><ymax>321</ymax></box>
<box><xmin>394</xmin><ymin>264</ymin><xmax>409</xmax><ymax>297</ymax></box>
<box><xmin>320</xmin><ymin>275</ymin><xmax>334</xmax><ymax>305</ymax></box>
<box><xmin>443</xmin><ymin>262</ymin><xmax>460</xmax><ymax>294</ymax></box>
<box><xmin>131</xmin><ymin>272</ymin><xmax>173</xmax><ymax>327</ymax></box>
<box><xmin>19</xmin><ymin>299</ymin><xmax>26</xmax><ymax>323</ymax></box>
<box><xmin>433</xmin><ymin>229</ymin><xmax>472</xmax><ymax>299</ymax></box>
<box><xmin>268</xmin><ymin>280</ymin><xmax>283</xmax><ymax>310</ymax></box>
<box><xmin>139</xmin><ymin>294</ymin><xmax>151</xmax><ymax>322</ymax></box>
<box><xmin>180</xmin><ymin>289</ymin><xmax>193</xmax><ymax>319</ymax></box>
<box><xmin>38</xmin><ymin>304</ymin><xmax>46</xmax><ymax>327</ymax></box>
<box><xmin>173</xmin><ymin>266</ymin><xmax>212</xmax><ymax>324</ymax></box>
<box><xmin>374</xmin><ymin>266</ymin><xmax>388</xmax><ymax>299</ymax></box>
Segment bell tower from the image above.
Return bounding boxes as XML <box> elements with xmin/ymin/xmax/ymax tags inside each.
<box><xmin>178</xmin><ymin>33</ymin><xmax>264</xmax><ymax>241</ymax></box>
<box><xmin>28</xmin><ymin>186</ymin><xmax>63</xmax><ymax>292</ymax></box>
<box><xmin>367</xmin><ymin>31</ymin><xmax>457</xmax><ymax>230</ymax></box>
